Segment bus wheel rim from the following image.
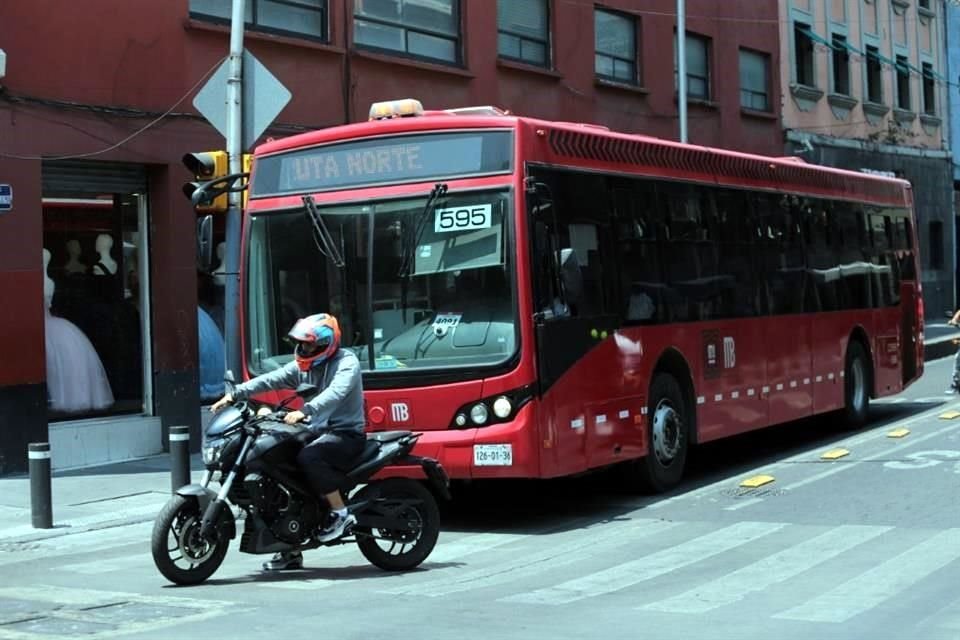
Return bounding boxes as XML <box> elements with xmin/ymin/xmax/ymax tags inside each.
<box><xmin>652</xmin><ymin>400</ymin><xmax>682</xmax><ymax>466</ymax></box>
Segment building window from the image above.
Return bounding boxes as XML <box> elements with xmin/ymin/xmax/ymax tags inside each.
<box><xmin>922</xmin><ymin>62</ymin><xmax>936</xmax><ymax>115</ymax></box>
<box><xmin>190</xmin><ymin>0</ymin><xmax>328</xmax><ymax>41</ymax></box>
<box><xmin>794</xmin><ymin>23</ymin><xmax>815</xmax><ymax>87</ymax></box>
<box><xmin>674</xmin><ymin>32</ymin><xmax>710</xmax><ymax>100</ymax></box>
<box><xmin>498</xmin><ymin>0</ymin><xmax>550</xmax><ymax>67</ymax></box>
<box><xmin>895</xmin><ymin>55</ymin><xmax>911</xmax><ymax>110</ymax></box>
<box><xmin>866</xmin><ymin>45</ymin><xmax>883</xmax><ymax>103</ymax></box>
<box><xmin>595</xmin><ymin>9</ymin><xmax>638</xmax><ymax>85</ymax></box>
<box><xmin>918</xmin><ymin>0</ymin><xmax>930</xmax><ymax>9</ymax></box>
<box><xmin>354</xmin><ymin>0</ymin><xmax>461</xmax><ymax>65</ymax></box>
<box><xmin>831</xmin><ymin>34</ymin><xmax>850</xmax><ymax>95</ymax></box>
<box><xmin>739</xmin><ymin>48</ymin><xmax>770</xmax><ymax>111</ymax></box>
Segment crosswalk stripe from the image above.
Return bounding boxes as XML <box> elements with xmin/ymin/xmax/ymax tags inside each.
<box><xmin>380</xmin><ymin>518</ymin><xmax>680</xmax><ymax>597</ymax></box>
<box><xmin>500</xmin><ymin>520</ymin><xmax>786</xmax><ymax>606</ymax></box>
<box><xmin>640</xmin><ymin>524</ymin><xmax>891</xmax><ymax>614</ymax></box>
<box><xmin>775</xmin><ymin>529</ymin><xmax>960</xmax><ymax>623</ymax></box>
<box><xmin>260</xmin><ymin>530</ymin><xmax>528</xmax><ymax>590</ymax></box>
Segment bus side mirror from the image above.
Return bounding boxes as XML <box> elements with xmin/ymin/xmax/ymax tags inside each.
<box><xmin>197</xmin><ymin>214</ymin><xmax>214</xmax><ymax>272</ymax></box>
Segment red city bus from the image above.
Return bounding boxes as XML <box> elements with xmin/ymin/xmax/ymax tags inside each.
<box><xmin>239</xmin><ymin>99</ymin><xmax>923</xmax><ymax>492</ymax></box>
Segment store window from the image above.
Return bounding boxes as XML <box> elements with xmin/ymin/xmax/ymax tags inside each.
<box><xmin>42</xmin><ymin>193</ymin><xmax>151</xmax><ymax>419</ymax></box>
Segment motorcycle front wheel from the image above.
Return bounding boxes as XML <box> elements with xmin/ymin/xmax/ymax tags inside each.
<box><xmin>354</xmin><ymin>478</ymin><xmax>440</xmax><ymax>571</ymax></box>
<box><xmin>151</xmin><ymin>495</ymin><xmax>230</xmax><ymax>585</ymax></box>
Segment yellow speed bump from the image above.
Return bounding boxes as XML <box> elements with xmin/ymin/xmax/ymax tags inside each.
<box><xmin>821</xmin><ymin>448</ymin><xmax>850</xmax><ymax>460</ymax></box>
<box><xmin>887</xmin><ymin>427</ymin><xmax>911</xmax><ymax>438</ymax></box>
<box><xmin>939</xmin><ymin>411</ymin><xmax>960</xmax><ymax>420</ymax></box>
<box><xmin>740</xmin><ymin>474</ymin><xmax>775</xmax><ymax>489</ymax></box>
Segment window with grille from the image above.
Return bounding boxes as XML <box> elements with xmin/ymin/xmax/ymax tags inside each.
<box><xmin>190</xmin><ymin>0</ymin><xmax>328</xmax><ymax>41</ymax></box>
<box><xmin>354</xmin><ymin>0</ymin><xmax>461</xmax><ymax>65</ymax></box>
<box><xmin>595</xmin><ymin>8</ymin><xmax>638</xmax><ymax>85</ymax></box>
<box><xmin>739</xmin><ymin>48</ymin><xmax>770</xmax><ymax>111</ymax></box>
<box><xmin>497</xmin><ymin>0</ymin><xmax>550</xmax><ymax>67</ymax></box>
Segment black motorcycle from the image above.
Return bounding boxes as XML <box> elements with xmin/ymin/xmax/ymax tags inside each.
<box><xmin>151</xmin><ymin>379</ymin><xmax>449</xmax><ymax>586</ymax></box>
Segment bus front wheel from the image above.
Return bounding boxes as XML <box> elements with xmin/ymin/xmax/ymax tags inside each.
<box><xmin>623</xmin><ymin>373</ymin><xmax>689</xmax><ymax>493</ymax></box>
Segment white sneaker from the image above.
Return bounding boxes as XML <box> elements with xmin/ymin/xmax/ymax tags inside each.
<box><xmin>315</xmin><ymin>512</ymin><xmax>357</xmax><ymax>543</ymax></box>
<box><xmin>262</xmin><ymin>551</ymin><xmax>302</xmax><ymax>571</ymax></box>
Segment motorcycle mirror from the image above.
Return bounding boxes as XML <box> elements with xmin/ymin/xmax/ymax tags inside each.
<box><xmin>295</xmin><ymin>383</ymin><xmax>319</xmax><ymax>401</ymax></box>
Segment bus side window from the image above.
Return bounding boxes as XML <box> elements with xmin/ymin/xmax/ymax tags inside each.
<box><xmin>614</xmin><ymin>180</ymin><xmax>664</xmax><ymax>325</ymax></box>
<box><xmin>714</xmin><ymin>188</ymin><xmax>759</xmax><ymax>318</ymax></box>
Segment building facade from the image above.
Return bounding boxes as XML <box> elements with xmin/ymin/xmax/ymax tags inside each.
<box><xmin>0</xmin><ymin>0</ymin><xmax>780</xmax><ymax>473</ymax></box>
<box><xmin>779</xmin><ymin>0</ymin><xmax>955</xmax><ymax>316</ymax></box>
<box><xmin>947</xmin><ymin>1</ymin><xmax>960</xmax><ymax>296</ymax></box>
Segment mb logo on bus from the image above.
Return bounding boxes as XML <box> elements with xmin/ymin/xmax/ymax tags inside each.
<box><xmin>391</xmin><ymin>402</ymin><xmax>410</xmax><ymax>423</ymax></box>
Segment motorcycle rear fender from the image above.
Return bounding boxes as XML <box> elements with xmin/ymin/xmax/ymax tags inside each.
<box><xmin>398</xmin><ymin>455</ymin><xmax>451</xmax><ymax>501</ymax></box>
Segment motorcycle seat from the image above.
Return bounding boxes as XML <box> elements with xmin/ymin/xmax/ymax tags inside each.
<box><xmin>351</xmin><ymin>431</ymin><xmax>414</xmax><ymax>469</ymax></box>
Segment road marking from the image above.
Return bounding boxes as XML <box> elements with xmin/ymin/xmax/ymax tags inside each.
<box><xmin>380</xmin><ymin>518</ymin><xmax>680</xmax><ymax>597</ymax></box>
<box><xmin>887</xmin><ymin>427</ymin><xmax>911</xmax><ymax>438</ymax></box>
<box><xmin>775</xmin><ymin>529</ymin><xmax>960</xmax><ymax>623</ymax></box>
<box><xmin>641</xmin><ymin>524</ymin><xmax>891</xmax><ymax>614</ymax></box>
<box><xmin>721</xmin><ymin>402</ymin><xmax>960</xmax><ymax>511</ymax></box>
<box><xmin>740</xmin><ymin>475</ymin><xmax>775</xmax><ymax>488</ymax></box>
<box><xmin>820</xmin><ymin>448</ymin><xmax>850</xmax><ymax>460</ymax></box>
<box><xmin>500</xmin><ymin>521</ymin><xmax>785</xmax><ymax>606</ymax></box>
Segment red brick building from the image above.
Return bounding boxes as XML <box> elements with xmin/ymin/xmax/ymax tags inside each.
<box><xmin>0</xmin><ymin>0</ymin><xmax>780</xmax><ymax>473</ymax></box>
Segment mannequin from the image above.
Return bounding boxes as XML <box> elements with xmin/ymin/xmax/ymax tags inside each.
<box><xmin>91</xmin><ymin>234</ymin><xmax>117</xmax><ymax>276</ymax></box>
<box><xmin>63</xmin><ymin>239</ymin><xmax>87</xmax><ymax>274</ymax></box>
<box><xmin>43</xmin><ymin>248</ymin><xmax>114</xmax><ymax>413</ymax></box>
<box><xmin>212</xmin><ymin>242</ymin><xmax>226</xmax><ymax>287</ymax></box>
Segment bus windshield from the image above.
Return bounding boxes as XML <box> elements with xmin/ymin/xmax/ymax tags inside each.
<box><xmin>245</xmin><ymin>189</ymin><xmax>517</xmax><ymax>376</ymax></box>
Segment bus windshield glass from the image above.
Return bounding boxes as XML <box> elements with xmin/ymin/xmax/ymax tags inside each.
<box><xmin>246</xmin><ymin>189</ymin><xmax>517</xmax><ymax>375</ymax></box>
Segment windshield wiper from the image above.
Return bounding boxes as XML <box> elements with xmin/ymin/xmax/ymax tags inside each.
<box><xmin>397</xmin><ymin>182</ymin><xmax>448</xmax><ymax>278</ymax></box>
<box><xmin>303</xmin><ymin>195</ymin><xmax>345</xmax><ymax>268</ymax></box>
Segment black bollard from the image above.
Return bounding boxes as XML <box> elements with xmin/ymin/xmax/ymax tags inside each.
<box><xmin>28</xmin><ymin>443</ymin><xmax>53</xmax><ymax>529</ymax></box>
<box><xmin>170</xmin><ymin>425</ymin><xmax>191</xmax><ymax>493</ymax></box>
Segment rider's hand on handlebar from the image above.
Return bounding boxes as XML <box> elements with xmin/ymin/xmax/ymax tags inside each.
<box><xmin>210</xmin><ymin>393</ymin><xmax>234</xmax><ymax>413</ymax></box>
<box><xmin>283</xmin><ymin>410</ymin><xmax>306</xmax><ymax>425</ymax></box>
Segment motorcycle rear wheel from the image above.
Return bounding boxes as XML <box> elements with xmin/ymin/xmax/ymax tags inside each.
<box><xmin>151</xmin><ymin>495</ymin><xmax>230</xmax><ymax>585</ymax></box>
<box><xmin>354</xmin><ymin>478</ymin><xmax>440</xmax><ymax>571</ymax></box>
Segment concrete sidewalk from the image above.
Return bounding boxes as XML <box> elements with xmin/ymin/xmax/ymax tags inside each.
<box><xmin>0</xmin><ymin>454</ymin><xmax>204</xmax><ymax>544</ymax></box>
<box><xmin>1</xmin><ymin>325</ymin><xmax>956</xmax><ymax>545</ymax></box>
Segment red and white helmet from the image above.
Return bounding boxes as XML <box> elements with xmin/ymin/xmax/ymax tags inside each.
<box><xmin>288</xmin><ymin>313</ymin><xmax>341</xmax><ymax>371</ymax></box>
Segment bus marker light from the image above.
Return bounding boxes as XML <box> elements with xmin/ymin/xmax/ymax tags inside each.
<box><xmin>821</xmin><ymin>448</ymin><xmax>850</xmax><ymax>460</ymax></box>
<box><xmin>740</xmin><ymin>474</ymin><xmax>775</xmax><ymax>488</ymax></box>
<box><xmin>887</xmin><ymin>428</ymin><xmax>910</xmax><ymax>438</ymax></box>
<box><xmin>939</xmin><ymin>411</ymin><xmax>960</xmax><ymax>420</ymax></box>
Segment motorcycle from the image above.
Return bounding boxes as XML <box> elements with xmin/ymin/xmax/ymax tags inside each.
<box><xmin>151</xmin><ymin>376</ymin><xmax>449</xmax><ymax>586</ymax></box>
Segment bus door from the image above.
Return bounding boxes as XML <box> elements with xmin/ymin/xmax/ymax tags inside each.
<box><xmin>527</xmin><ymin>171</ymin><xmax>624</xmax><ymax>476</ymax></box>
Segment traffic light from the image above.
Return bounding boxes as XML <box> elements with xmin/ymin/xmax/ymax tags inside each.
<box><xmin>182</xmin><ymin>151</ymin><xmax>228</xmax><ymax>213</ymax></box>
<box><xmin>242</xmin><ymin>153</ymin><xmax>253</xmax><ymax>210</ymax></box>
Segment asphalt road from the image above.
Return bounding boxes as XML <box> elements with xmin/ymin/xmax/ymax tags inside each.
<box><xmin>2</xmin><ymin>356</ymin><xmax>960</xmax><ymax>640</ymax></box>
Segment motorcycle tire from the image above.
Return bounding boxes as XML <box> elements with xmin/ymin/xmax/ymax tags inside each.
<box><xmin>354</xmin><ymin>478</ymin><xmax>440</xmax><ymax>571</ymax></box>
<box><xmin>151</xmin><ymin>494</ymin><xmax>230</xmax><ymax>585</ymax></box>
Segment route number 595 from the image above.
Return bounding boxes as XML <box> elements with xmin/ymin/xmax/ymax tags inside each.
<box><xmin>435</xmin><ymin>204</ymin><xmax>492</xmax><ymax>233</ymax></box>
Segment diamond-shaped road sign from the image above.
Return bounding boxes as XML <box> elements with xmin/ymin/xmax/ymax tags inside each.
<box><xmin>193</xmin><ymin>49</ymin><xmax>292</xmax><ymax>150</ymax></box>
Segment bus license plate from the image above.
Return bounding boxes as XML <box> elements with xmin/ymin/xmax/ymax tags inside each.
<box><xmin>474</xmin><ymin>444</ymin><xmax>513</xmax><ymax>466</ymax></box>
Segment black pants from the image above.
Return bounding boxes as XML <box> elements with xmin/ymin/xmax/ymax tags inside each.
<box><xmin>297</xmin><ymin>430</ymin><xmax>366</xmax><ymax>497</ymax></box>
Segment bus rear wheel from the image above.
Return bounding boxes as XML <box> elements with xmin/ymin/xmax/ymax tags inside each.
<box><xmin>622</xmin><ymin>373</ymin><xmax>689</xmax><ymax>493</ymax></box>
<box><xmin>842</xmin><ymin>341</ymin><xmax>871</xmax><ymax>427</ymax></box>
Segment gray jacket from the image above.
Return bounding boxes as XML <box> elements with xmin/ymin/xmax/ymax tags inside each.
<box><xmin>232</xmin><ymin>349</ymin><xmax>365</xmax><ymax>434</ymax></box>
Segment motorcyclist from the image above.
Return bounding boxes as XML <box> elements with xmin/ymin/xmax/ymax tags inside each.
<box><xmin>948</xmin><ymin>309</ymin><xmax>960</xmax><ymax>393</ymax></box>
<box><xmin>210</xmin><ymin>313</ymin><xmax>366</xmax><ymax>571</ymax></box>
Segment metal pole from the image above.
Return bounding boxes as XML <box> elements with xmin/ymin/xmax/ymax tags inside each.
<box><xmin>170</xmin><ymin>425</ymin><xmax>192</xmax><ymax>492</ymax></box>
<box><xmin>677</xmin><ymin>0</ymin><xmax>688</xmax><ymax>143</ymax></box>
<box><xmin>223</xmin><ymin>0</ymin><xmax>245</xmax><ymax>377</ymax></box>
<box><xmin>28</xmin><ymin>443</ymin><xmax>52</xmax><ymax>529</ymax></box>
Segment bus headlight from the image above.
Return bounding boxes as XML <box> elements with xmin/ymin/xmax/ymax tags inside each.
<box><xmin>492</xmin><ymin>396</ymin><xmax>513</xmax><ymax>419</ymax></box>
<box><xmin>455</xmin><ymin>413</ymin><xmax>468</xmax><ymax>427</ymax></box>
<box><xmin>470</xmin><ymin>403</ymin><xmax>489</xmax><ymax>425</ymax></box>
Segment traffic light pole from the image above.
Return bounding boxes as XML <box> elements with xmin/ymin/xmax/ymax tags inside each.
<box><xmin>223</xmin><ymin>0</ymin><xmax>245</xmax><ymax>377</ymax></box>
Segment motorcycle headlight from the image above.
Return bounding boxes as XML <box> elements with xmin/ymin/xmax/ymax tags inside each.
<box><xmin>202</xmin><ymin>438</ymin><xmax>224</xmax><ymax>467</ymax></box>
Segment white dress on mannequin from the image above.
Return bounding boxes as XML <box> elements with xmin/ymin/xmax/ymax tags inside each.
<box><xmin>44</xmin><ymin>248</ymin><xmax>114</xmax><ymax>412</ymax></box>
<box><xmin>91</xmin><ymin>234</ymin><xmax>117</xmax><ymax>276</ymax></box>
